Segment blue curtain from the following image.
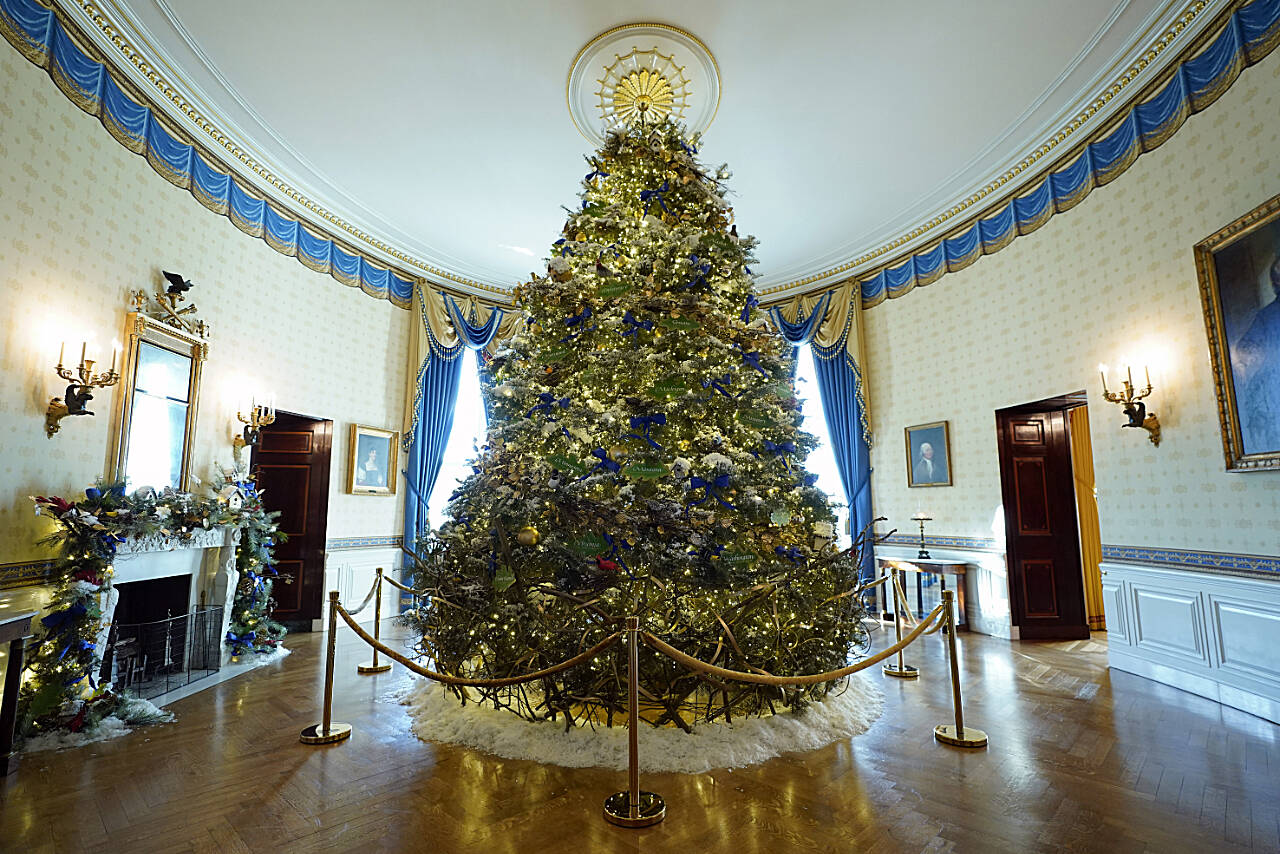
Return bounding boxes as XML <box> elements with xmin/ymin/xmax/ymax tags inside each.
<box><xmin>402</xmin><ymin>292</ymin><xmax>504</xmax><ymax>547</ymax></box>
<box><xmin>402</xmin><ymin>353</ymin><xmax>464</xmax><ymax>546</ymax></box>
<box><xmin>812</xmin><ymin>351</ymin><xmax>874</xmax><ymax>583</ymax></box>
<box><xmin>768</xmin><ymin>291</ymin><xmax>875</xmax><ymax>582</ymax></box>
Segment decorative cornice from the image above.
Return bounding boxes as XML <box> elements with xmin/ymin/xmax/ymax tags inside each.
<box><xmin>0</xmin><ymin>559</ymin><xmax>57</xmax><ymax>590</ymax></box>
<box><xmin>325</xmin><ymin>535</ymin><xmax>403</xmax><ymax>552</ymax></box>
<box><xmin>1102</xmin><ymin>544</ymin><xmax>1280</xmax><ymax>577</ymax></box>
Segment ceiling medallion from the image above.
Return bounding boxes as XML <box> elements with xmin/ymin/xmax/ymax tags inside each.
<box><xmin>568</xmin><ymin>23</ymin><xmax>719</xmax><ymax>146</ymax></box>
<box><xmin>599</xmin><ymin>51</ymin><xmax>690</xmax><ymax>128</ymax></box>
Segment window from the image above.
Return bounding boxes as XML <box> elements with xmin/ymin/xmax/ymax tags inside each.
<box><xmin>426</xmin><ymin>349</ymin><xmax>486</xmax><ymax>528</ymax></box>
<box><xmin>425</xmin><ymin>346</ymin><xmax>849</xmax><ymax>546</ymax></box>
<box><xmin>794</xmin><ymin>346</ymin><xmax>851</xmax><ymax>549</ymax></box>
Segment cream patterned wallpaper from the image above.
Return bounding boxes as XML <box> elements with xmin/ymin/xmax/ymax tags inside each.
<box><xmin>0</xmin><ymin>49</ymin><xmax>410</xmax><ymax>566</ymax></box>
<box><xmin>864</xmin><ymin>47</ymin><xmax>1280</xmax><ymax>558</ymax></box>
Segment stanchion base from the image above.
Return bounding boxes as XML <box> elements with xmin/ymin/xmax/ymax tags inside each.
<box><xmin>603</xmin><ymin>791</ymin><xmax>666</xmax><ymax>828</ymax></box>
<box><xmin>300</xmin><ymin>722</ymin><xmax>352</xmax><ymax>745</ymax></box>
<box><xmin>883</xmin><ymin>663</ymin><xmax>919</xmax><ymax>678</ymax></box>
<box><xmin>357</xmin><ymin>662</ymin><xmax>392</xmax><ymax>674</ymax></box>
<box><xmin>934</xmin><ymin>724</ymin><xmax>987</xmax><ymax>748</ymax></box>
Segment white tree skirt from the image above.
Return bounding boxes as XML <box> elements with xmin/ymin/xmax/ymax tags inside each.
<box><xmin>399</xmin><ymin>675</ymin><xmax>884</xmax><ymax>773</ymax></box>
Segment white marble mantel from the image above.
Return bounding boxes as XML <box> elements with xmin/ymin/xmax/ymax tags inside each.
<box><xmin>99</xmin><ymin>527</ymin><xmax>241</xmax><ymax>668</ymax></box>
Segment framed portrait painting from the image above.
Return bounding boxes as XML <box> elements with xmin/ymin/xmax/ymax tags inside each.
<box><xmin>905</xmin><ymin>421</ymin><xmax>952</xmax><ymax>487</ymax></box>
<box><xmin>348</xmin><ymin>424</ymin><xmax>398</xmax><ymax>495</ymax></box>
<box><xmin>1195</xmin><ymin>192</ymin><xmax>1280</xmax><ymax>471</ymax></box>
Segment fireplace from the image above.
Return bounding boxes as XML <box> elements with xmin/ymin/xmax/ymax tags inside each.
<box><xmin>92</xmin><ymin>526</ymin><xmax>242</xmax><ymax>701</ymax></box>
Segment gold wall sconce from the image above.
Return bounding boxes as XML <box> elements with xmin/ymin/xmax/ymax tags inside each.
<box><xmin>46</xmin><ymin>341</ymin><xmax>121</xmax><ymax>437</ymax></box>
<box><xmin>1099</xmin><ymin>364</ymin><xmax>1161</xmax><ymax>446</ymax></box>
<box><xmin>232</xmin><ymin>397</ymin><xmax>276</xmax><ymax>450</ymax></box>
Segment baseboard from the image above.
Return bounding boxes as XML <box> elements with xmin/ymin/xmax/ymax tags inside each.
<box><xmin>1108</xmin><ymin>648</ymin><xmax>1280</xmax><ymax>724</ymax></box>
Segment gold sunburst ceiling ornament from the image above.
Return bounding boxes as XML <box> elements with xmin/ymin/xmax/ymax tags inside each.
<box><xmin>568</xmin><ymin>24</ymin><xmax>719</xmax><ymax>145</ymax></box>
<box><xmin>598</xmin><ymin>50</ymin><xmax>691</xmax><ymax>129</ymax></box>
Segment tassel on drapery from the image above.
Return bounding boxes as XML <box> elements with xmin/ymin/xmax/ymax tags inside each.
<box><xmin>767</xmin><ymin>283</ymin><xmax>875</xmax><ymax>582</ymax></box>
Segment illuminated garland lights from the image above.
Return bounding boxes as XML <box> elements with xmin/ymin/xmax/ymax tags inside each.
<box><xmin>20</xmin><ymin>475</ymin><xmax>286</xmax><ymax>739</ymax></box>
<box><xmin>404</xmin><ymin>120</ymin><xmax>869</xmax><ymax>730</ymax></box>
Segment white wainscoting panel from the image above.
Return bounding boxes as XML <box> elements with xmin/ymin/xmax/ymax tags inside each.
<box><xmin>321</xmin><ymin>548</ymin><xmax>402</xmax><ymax>632</ymax></box>
<box><xmin>1101</xmin><ymin>561</ymin><xmax>1280</xmax><ymax>724</ymax></box>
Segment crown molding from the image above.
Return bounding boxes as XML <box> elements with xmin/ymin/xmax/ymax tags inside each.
<box><xmin>52</xmin><ymin>0</ymin><xmax>1235</xmax><ymax>303</ymax></box>
<box><xmin>757</xmin><ymin>0</ymin><xmax>1225</xmax><ymax>301</ymax></box>
<box><xmin>61</xmin><ymin>0</ymin><xmax>515</xmax><ymax>299</ymax></box>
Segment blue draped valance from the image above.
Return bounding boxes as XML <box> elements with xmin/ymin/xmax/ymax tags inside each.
<box><xmin>859</xmin><ymin>0</ymin><xmax>1280</xmax><ymax>307</ymax></box>
<box><xmin>769</xmin><ymin>287</ymin><xmax>874</xmax><ymax>580</ymax></box>
<box><xmin>402</xmin><ymin>287</ymin><xmax>508</xmax><ymax>544</ymax></box>
<box><xmin>0</xmin><ymin>0</ymin><xmax>416</xmax><ymax>308</ymax></box>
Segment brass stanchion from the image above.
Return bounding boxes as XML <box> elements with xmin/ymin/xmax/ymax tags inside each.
<box><xmin>358</xmin><ymin>567</ymin><xmax>392</xmax><ymax>674</ymax></box>
<box><xmin>933</xmin><ymin>589</ymin><xmax>987</xmax><ymax>748</ymax></box>
<box><xmin>301</xmin><ymin>590</ymin><xmax>353</xmax><ymax>745</ymax></box>
<box><xmin>883</xmin><ymin>570</ymin><xmax>919</xmax><ymax>678</ymax></box>
<box><xmin>603</xmin><ymin>616</ymin><xmax>665</xmax><ymax>828</ymax></box>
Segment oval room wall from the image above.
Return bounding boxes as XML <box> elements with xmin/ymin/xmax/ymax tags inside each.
<box><xmin>0</xmin><ymin>46</ymin><xmax>409</xmax><ymax>593</ymax></box>
<box><xmin>864</xmin><ymin>45</ymin><xmax>1280</xmax><ymax>562</ymax></box>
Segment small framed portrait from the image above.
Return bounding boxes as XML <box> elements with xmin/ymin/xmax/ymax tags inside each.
<box><xmin>348</xmin><ymin>424</ymin><xmax>398</xmax><ymax>495</ymax></box>
<box><xmin>1195</xmin><ymin>192</ymin><xmax>1280</xmax><ymax>471</ymax></box>
<box><xmin>905</xmin><ymin>421</ymin><xmax>952</xmax><ymax>488</ymax></box>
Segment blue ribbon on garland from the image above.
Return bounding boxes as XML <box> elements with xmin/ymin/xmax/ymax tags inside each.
<box><xmin>687</xmin><ymin>473</ymin><xmax>736</xmax><ymax>511</ymax></box>
<box><xmin>584</xmin><ymin>165</ymin><xmax>610</xmax><ymax>183</ymax></box>
<box><xmin>564</xmin><ymin>306</ymin><xmax>593</xmax><ymax>329</ymax></box>
<box><xmin>226</xmin><ymin>630</ymin><xmax>256</xmax><ymax>650</ymax></box>
<box><xmin>762</xmin><ymin>440</ymin><xmax>797</xmax><ymax>469</ymax></box>
<box><xmin>56</xmin><ymin>638</ymin><xmax>95</xmax><ymax>661</ymax></box>
<box><xmin>680</xmin><ymin>140</ymin><xmax>698</xmax><ymax>156</ymax></box>
<box><xmin>741</xmin><ymin>294</ymin><xmax>759</xmax><ymax>323</ymax></box>
<box><xmin>775</xmin><ymin>545</ymin><xmax>805</xmax><ymax>565</ymax></box>
<box><xmin>640</xmin><ymin>180</ymin><xmax>671</xmax><ymax>214</ymax></box>
<box><xmin>621</xmin><ymin>311</ymin><xmax>653</xmax><ymax>341</ymax></box>
<box><xmin>683</xmin><ymin>254</ymin><xmax>710</xmax><ymax>290</ymax></box>
<box><xmin>701</xmin><ymin>374</ymin><xmax>734</xmax><ymax>398</ymax></box>
<box><xmin>602</xmin><ymin>533</ymin><xmax>634</xmax><ymax>578</ymax></box>
<box><xmin>552</xmin><ymin>238</ymin><xmax>574</xmax><ymax>257</ymax></box>
<box><xmin>624</xmin><ymin>413</ymin><xmax>666</xmax><ymax>450</ymax></box>
<box><xmin>739</xmin><ymin>348</ymin><xmax>767</xmax><ymax>376</ymax></box>
<box><xmin>580</xmin><ymin>447</ymin><xmax>621</xmax><ymax>480</ymax></box>
<box><xmin>41</xmin><ymin>601</ymin><xmax>88</xmax><ymax>633</ymax></box>
<box><xmin>527</xmin><ymin>393</ymin><xmax>571</xmax><ymax>418</ymax></box>
<box><xmin>798</xmin><ymin>471</ymin><xmax>819</xmax><ymax>488</ymax></box>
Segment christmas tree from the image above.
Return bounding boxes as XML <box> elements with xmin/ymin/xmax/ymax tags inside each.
<box><xmin>407</xmin><ymin>119</ymin><xmax>867</xmax><ymax>730</ymax></box>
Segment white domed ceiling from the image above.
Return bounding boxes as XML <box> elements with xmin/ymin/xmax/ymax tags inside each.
<box><xmin>75</xmin><ymin>0</ymin><xmax>1218</xmax><ymax>300</ymax></box>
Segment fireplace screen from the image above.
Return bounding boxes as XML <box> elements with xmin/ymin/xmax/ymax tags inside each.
<box><xmin>100</xmin><ymin>606</ymin><xmax>224</xmax><ymax>700</ymax></box>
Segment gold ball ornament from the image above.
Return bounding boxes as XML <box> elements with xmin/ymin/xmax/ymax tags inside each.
<box><xmin>516</xmin><ymin>526</ymin><xmax>541</xmax><ymax>547</ymax></box>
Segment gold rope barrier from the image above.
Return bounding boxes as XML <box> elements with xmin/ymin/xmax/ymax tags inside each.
<box><xmin>383</xmin><ymin>573</ymin><xmax>430</xmax><ymax>597</ymax></box>
<box><xmin>300</xmin><ymin>591</ymin><xmax>353</xmax><ymax>744</ymax></box>
<box><xmin>357</xmin><ymin>568</ymin><xmax>392</xmax><ymax>674</ymax></box>
<box><xmin>335</xmin><ymin>599</ymin><xmax>623</xmax><ymax>688</ymax></box>
<box><xmin>934</xmin><ymin>589</ymin><xmax>988</xmax><ymax>748</ymax></box>
<box><xmin>641</xmin><ymin>602</ymin><xmax>946</xmax><ymax>688</ymax></box>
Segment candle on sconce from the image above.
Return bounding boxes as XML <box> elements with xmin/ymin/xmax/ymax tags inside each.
<box><xmin>109</xmin><ymin>339</ymin><xmax>120</xmax><ymax>373</ymax></box>
<box><xmin>57</xmin><ymin>341</ymin><xmax>65</xmax><ymax>368</ymax></box>
<box><xmin>1098</xmin><ymin>363</ymin><xmax>1109</xmax><ymax>394</ymax></box>
<box><xmin>1145</xmin><ymin>365</ymin><xmax>1151</xmax><ymax>388</ymax></box>
<box><xmin>79</xmin><ymin>341</ymin><xmax>86</xmax><ymax>366</ymax></box>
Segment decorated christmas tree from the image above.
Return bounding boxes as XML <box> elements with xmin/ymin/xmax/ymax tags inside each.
<box><xmin>406</xmin><ymin>119</ymin><xmax>867</xmax><ymax>729</ymax></box>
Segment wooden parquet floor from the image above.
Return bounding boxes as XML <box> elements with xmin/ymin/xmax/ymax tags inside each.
<box><xmin>1</xmin><ymin>622</ymin><xmax>1277</xmax><ymax>853</ymax></box>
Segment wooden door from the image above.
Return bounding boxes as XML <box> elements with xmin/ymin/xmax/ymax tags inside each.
<box><xmin>996</xmin><ymin>408</ymin><xmax>1089</xmax><ymax>639</ymax></box>
<box><xmin>251</xmin><ymin>413</ymin><xmax>332</xmax><ymax>628</ymax></box>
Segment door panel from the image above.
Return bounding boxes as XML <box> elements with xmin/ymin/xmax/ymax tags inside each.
<box><xmin>251</xmin><ymin>413</ymin><xmax>332</xmax><ymax>627</ymax></box>
<box><xmin>997</xmin><ymin>408</ymin><xmax>1089</xmax><ymax>639</ymax></box>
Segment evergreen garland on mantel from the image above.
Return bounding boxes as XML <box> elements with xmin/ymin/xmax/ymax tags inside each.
<box><xmin>20</xmin><ymin>471</ymin><xmax>287</xmax><ymax>740</ymax></box>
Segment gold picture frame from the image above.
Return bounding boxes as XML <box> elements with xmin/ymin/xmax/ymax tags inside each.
<box><xmin>905</xmin><ymin>421</ymin><xmax>952</xmax><ymax>487</ymax></box>
<box><xmin>1194</xmin><ymin>191</ymin><xmax>1280</xmax><ymax>472</ymax></box>
<box><xmin>348</xmin><ymin>424</ymin><xmax>399</xmax><ymax>495</ymax></box>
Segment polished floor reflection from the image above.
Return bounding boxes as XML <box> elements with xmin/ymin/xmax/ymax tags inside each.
<box><xmin>1</xmin><ymin>621</ymin><xmax>1277</xmax><ymax>852</ymax></box>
